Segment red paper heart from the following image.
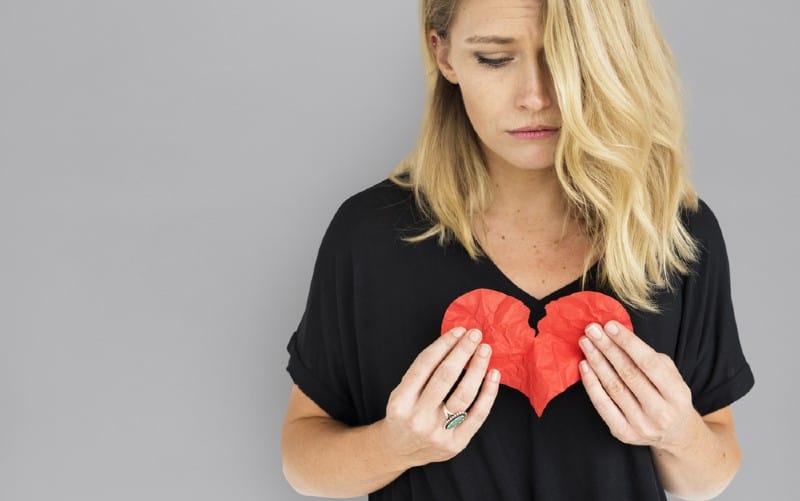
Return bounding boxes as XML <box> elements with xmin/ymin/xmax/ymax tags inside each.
<box><xmin>441</xmin><ymin>289</ymin><xmax>633</xmax><ymax>417</ymax></box>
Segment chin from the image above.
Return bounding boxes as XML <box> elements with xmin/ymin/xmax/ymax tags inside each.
<box><xmin>481</xmin><ymin>141</ymin><xmax>557</xmax><ymax>171</ymax></box>
<box><xmin>500</xmin><ymin>154</ymin><xmax>557</xmax><ymax>172</ymax></box>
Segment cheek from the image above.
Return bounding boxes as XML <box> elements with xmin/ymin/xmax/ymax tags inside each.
<box><xmin>460</xmin><ymin>83</ymin><xmax>502</xmax><ymax>135</ymax></box>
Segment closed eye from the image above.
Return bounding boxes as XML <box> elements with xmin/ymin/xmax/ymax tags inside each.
<box><xmin>475</xmin><ymin>55</ymin><xmax>512</xmax><ymax>69</ymax></box>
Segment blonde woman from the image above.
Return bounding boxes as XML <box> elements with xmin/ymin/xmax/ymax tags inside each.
<box><xmin>281</xmin><ymin>0</ymin><xmax>755</xmax><ymax>499</ymax></box>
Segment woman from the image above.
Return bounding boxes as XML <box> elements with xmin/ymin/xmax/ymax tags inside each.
<box><xmin>281</xmin><ymin>0</ymin><xmax>755</xmax><ymax>499</ymax></box>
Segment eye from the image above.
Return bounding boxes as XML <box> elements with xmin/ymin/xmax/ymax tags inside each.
<box><xmin>474</xmin><ymin>54</ymin><xmax>512</xmax><ymax>69</ymax></box>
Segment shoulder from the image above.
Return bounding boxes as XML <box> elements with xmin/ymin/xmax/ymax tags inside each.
<box><xmin>680</xmin><ymin>197</ymin><xmax>728</xmax><ymax>256</ymax></box>
<box><xmin>336</xmin><ymin>177</ymin><xmax>416</xmax><ymax>224</ymax></box>
<box><xmin>678</xmin><ymin>197</ymin><xmax>733</xmax><ymax>282</ymax></box>
<box><xmin>320</xmin><ymin>177</ymin><xmax>417</xmax><ymax>255</ymax></box>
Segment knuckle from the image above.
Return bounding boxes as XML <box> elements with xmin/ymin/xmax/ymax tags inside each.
<box><xmin>433</xmin><ymin>365</ymin><xmax>457</xmax><ymax>386</ymax></box>
<box><xmin>642</xmin><ymin>355</ymin><xmax>663</xmax><ymax>372</ymax></box>
<box><xmin>415</xmin><ymin>351</ymin><xmax>435</xmax><ymax>368</ymax></box>
<box><xmin>432</xmin><ymin>433</ymin><xmax>453</xmax><ymax>453</ymax></box>
<box><xmin>654</xmin><ymin>407</ymin><xmax>675</xmax><ymax>428</ymax></box>
<box><xmin>469</xmin><ymin>405</ymin><xmax>488</xmax><ymax>423</ymax></box>
<box><xmin>617</xmin><ymin>429</ymin><xmax>636</xmax><ymax>444</ymax></box>
<box><xmin>681</xmin><ymin>384</ymin><xmax>692</xmax><ymax>401</ymax></box>
<box><xmin>619</xmin><ymin>365</ymin><xmax>641</xmax><ymax>384</ymax></box>
<box><xmin>398</xmin><ymin>370</ymin><xmax>414</xmax><ymax>387</ymax></box>
<box><xmin>452</xmin><ymin>378</ymin><xmax>477</xmax><ymax>408</ymax></box>
<box><xmin>386</xmin><ymin>399</ymin><xmax>406</xmax><ymax>419</ymax></box>
<box><xmin>431</xmin><ymin>432</ymin><xmax>448</xmax><ymax>448</ymax></box>
<box><xmin>444</xmin><ymin>438</ymin><xmax>464</xmax><ymax>456</ymax></box>
<box><xmin>641</xmin><ymin>424</ymin><xmax>661</xmax><ymax>443</ymax></box>
<box><xmin>449</xmin><ymin>388</ymin><xmax>471</xmax><ymax>408</ymax></box>
<box><xmin>606</xmin><ymin>379</ymin><xmax>626</xmax><ymax>396</ymax></box>
<box><xmin>658</xmin><ymin>353</ymin><xmax>673</xmax><ymax>365</ymax></box>
<box><xmin>407</xmin><ymin>414</ymin><xmax>428</xmax><ymax>435</ymax></box>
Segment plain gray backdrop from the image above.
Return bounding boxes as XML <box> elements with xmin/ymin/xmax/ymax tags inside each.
<box><xmin>1</xmin><ymin>1</ymin><xmax>797</xmax><ymax>500</ymax></box>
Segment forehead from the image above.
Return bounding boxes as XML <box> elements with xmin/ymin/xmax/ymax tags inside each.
<box><xmin>450</xmin><ymin>0</ymin><xmax>545</xmax><ymax>40</ymax></box>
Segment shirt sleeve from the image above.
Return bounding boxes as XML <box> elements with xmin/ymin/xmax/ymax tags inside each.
<box><xmin>676</xmin><ymin>199</ymin><xmax>755</xmax><ymax>417</ymax></box>
<box><xmin>285</xmin><ymin>201</ymin><xmax>360</xmax><ymax>426</ymax></box>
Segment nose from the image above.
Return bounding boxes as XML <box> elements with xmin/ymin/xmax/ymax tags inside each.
<box><xmin>516</xmin><ymin>63</ymin><xmax>554</xmax><ymax>111</ymax></box>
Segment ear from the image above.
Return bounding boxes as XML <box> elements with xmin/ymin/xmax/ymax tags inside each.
<box><xmin>428</xmin><ymin>30</ymin><xmax>458</xmax><ymax>84</ymax></box>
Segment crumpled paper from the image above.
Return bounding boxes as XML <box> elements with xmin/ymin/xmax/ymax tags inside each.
<box><xmin>441</xmin><ymin>289</ymin><xmax>633</xmax><ymax>417</ymax></box>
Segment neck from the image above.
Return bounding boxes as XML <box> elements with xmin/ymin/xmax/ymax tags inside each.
<box><xmin>483</xmin><ymin>165</ymin><xmax>570</xmax><ymax>226</ymax></box>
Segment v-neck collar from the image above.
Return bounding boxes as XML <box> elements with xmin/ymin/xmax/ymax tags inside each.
<box><xmin>474</xmin><ymin>240</ymin><xmax>601</xmax><ymax>307</ymax></box>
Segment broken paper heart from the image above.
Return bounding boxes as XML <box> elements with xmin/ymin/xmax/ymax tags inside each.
<box><xmin>440</xmin><ymin>288</ymin><xmax>633</xmax><ymax>417</ymax></box>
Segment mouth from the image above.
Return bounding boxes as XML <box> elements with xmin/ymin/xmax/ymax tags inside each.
<box><xmin>508</xmin><ymin>127</ymin><xmax>560</xmax><ymax>140</ymax></box>
<box><xmin>510</xmin><ymin>126</ymin><xmax>560</xmax><ymax>133</ymax></box>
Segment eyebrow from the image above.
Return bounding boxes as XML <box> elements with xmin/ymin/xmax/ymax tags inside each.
<box><xmin>464</xmin><ymin>35</ymin><xmax>516</xmax><ymax>45</ymax></box>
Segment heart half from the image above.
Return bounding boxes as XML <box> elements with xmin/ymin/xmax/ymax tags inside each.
<box><xmin>440</xmin><ymin>289</ymin><xmax>633</xmax><ymax>417</ymax></box>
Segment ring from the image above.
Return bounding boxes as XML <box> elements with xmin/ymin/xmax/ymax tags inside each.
<box><xmin>442</xmin><ymin>404</ymin><xmax>467</xmax><ymax>430</ymax></box>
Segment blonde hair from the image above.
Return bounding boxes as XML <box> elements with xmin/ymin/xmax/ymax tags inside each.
<box><xmin>389</xmin><ymin>0</ymin><xmax>701</xmax><ymax>313</ymax></box>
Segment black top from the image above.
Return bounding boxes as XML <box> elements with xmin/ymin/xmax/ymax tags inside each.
<box><xmin>285</xmin><ymin>177</ymin><xmax>755</xmax><ymax>500</ymax></box>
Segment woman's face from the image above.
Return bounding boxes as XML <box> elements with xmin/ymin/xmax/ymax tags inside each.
<box><xmin>431</xmin><ymin>0</ymin><xmax>561</xmax><ymax>173</ymax></box>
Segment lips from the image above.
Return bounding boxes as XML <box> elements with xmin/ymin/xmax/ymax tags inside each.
<box><xmin>511</xmin><ymin>126</ymin><xmax>560</xmax><ymax>133</ymax></box>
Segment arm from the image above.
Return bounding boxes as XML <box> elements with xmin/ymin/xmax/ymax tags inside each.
<box><xmin>577</xmin><ymin>320</ymin><xmax>746</xmax><ymax>501</ymax></box>
<box><xmin>283</xmin><ymin>326</ymin><xmax>501</xmax><ymax>497</ymax></box>
<box><xmin>281</xmin><ymin>385</ymin><xmax>412</xmax><ymax>498</ymax></box>
<box><xmin>650</xmin><ymin>406</ymin><xmax>742</xmax><ymax>501</ymax></box>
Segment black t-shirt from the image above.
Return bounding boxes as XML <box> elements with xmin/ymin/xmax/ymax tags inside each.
<box><xmin>285</xmin><ymin>177</ymin><xmax>755</xmax><ymax>500</ymax></box>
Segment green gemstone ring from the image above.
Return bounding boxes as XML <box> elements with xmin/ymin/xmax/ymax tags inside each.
<box><xmin>443</xmin><ymin>405</ymin><xmax>467</xmax><ymax>430</ymax></box>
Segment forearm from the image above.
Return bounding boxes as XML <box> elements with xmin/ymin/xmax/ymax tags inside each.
<box><xmin>650</xmin><ymin>413</ymin><xmax>742</xmax><ymax>500</ymax></box>
<box><xmin>282</xmin><ymin>417</ymin><xmax>411</xmax><ymax>498</ymax></box>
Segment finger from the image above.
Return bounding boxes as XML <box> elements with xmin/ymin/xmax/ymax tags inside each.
<box><xmin>579</xmin><ymin>359</ymin><xmax>634</xmax><ymax>438</ymax></box>
<box><xmin>444</xmin><ymin>342</ymin><xmax>492</xmax><ymax>414</ymax></box>
<box><xmin>451</xmin><ymin>367</ymin><xmax>501</xmax><ymax>442</ymax></box>
<box><xmin>580</xmin><ymin>335</ymin><xmax>646</xmax><ymax>424</ymax></box>
<box><xmin>602</xmin><ymin>321</ymin><xmax>673</xmax><ymax>397</ymax></box>
<box><xmin>418</xmin><ymin>328</ymin><xmax>484</xmax><ymax>411</ymax></box>
<box><xmin>584</xmin><ymin>323</ymin><xmax>664</xmax><ymax>412</ymax></box>
<box><xmin>392</xmin><ymin>326</ymin><xmax>467</xmax><ymax>407</ymax></box>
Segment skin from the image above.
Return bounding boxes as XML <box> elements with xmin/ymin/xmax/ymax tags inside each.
<box><xmin>430</xmin><ymin>0</ymin><xmax>565</xmax><ymax>221</ymax></box>
<box><xmin>282</xmin><ymin>0</ymin><xmax>741</xmax><ymax>497</ymax></box>
<box><xmin>430</xmin><ymin>0</ymin><xmax>594</xmax><ymax>303</ymax></box>
<box><xmin>578</xmin><ymin>321</ymin><xmax>742</xmax><ymax>499</ymax></box>
<box><xmin>282</xmin><ymin>327</ymin><xmax>500</xmax><ymax>497</ymax></box>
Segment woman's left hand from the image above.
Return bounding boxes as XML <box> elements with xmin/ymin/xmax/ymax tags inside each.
<box><xmin>578</xmin><ymin>320</ymin><xmax>699</xmax><ymax>451</ymax></box>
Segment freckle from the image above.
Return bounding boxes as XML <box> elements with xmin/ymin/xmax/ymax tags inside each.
<box><xmin>501</xmin><ymin>235</ymin><xmax>506</xmax><ymax>240</ymax></box>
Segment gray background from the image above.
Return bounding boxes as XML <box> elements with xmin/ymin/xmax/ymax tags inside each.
<box><xmin>1</xmin><ymin>1</ymin><xmax>796</xmax><ymax>500</ymax></box>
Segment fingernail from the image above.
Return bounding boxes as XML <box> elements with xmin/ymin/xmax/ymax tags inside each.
<box><xmin>478</xmin><ymin>344</ymin><xmax>491</xmax><ymax>357</ymax></box>
<box><xmin>580</xmin><ymin>337</ymin><xmax>595</xmax><ymax>352</ymax></box>
<box><xmin>453</xmin><ymin>327</ymin><xmax>466</xmax><ymax>337</ymax></box>
<box><xmin>469</xmin><ymin>329</ymin><xmax>482</xmax><ymax>342</ymax></box>
<box><xmin>587</xmin><ymin>324</ymin><xmax>603</xmax><ymax>340</ymax></box>
<box><xmin>490</xmin><ymin>369</ymin><xmax>500</xmax><ymax>382</ymax></box>
<box><xmin>605</xmin><ymin>321</ymin><xmax>619</xmax><ymax>336</ymax></box>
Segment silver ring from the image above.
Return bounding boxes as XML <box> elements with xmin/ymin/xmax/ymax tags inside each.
<box><xmin>442</xmin><ymin>404</ymin><xmax>467</xmax><ymax>430</ymax></box>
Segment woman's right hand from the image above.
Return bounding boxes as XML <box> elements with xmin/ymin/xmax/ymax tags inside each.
<box><xmin>380</xmin><ymin>326</ymin><xmax>501</xmax><ymax>467</ymax></box>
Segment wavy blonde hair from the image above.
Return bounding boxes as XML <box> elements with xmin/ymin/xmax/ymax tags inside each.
<box><xmin>389</xmin><ymin>0</ymin><xmax>701</xmax><ymax>313</ymax></box>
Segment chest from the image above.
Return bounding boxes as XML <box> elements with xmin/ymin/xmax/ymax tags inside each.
<box><xmin>477</xmin><ymin>223</ymin><xmax>595</xmax><ymax>302</ymax></box>
<box><xmin>350</xmin><ymin>223</ymin><xmax>684</xmax><ymax>425</ymax></box>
